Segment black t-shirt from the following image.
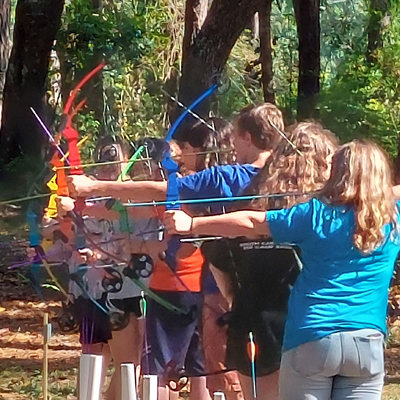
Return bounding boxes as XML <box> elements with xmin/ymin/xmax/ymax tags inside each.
<box><xmin>202</xmin><ymin>237</ymin><xmax>301</xmax><ymax>376</ymax></box>
<box><xmin>202</xmin><ymin>237</ymin><xmax>300</xmax><ymax>319</ymax></box>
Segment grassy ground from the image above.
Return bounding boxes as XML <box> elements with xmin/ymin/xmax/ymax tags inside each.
<box><xmin>384</xmin><ymin>385</ymin><xmax>400</xmax><ymax>400</ymax></box>
<box><xmin>1</xmin><ymin>298</ymin><xmax>400</xmax><ymax>399</ymax></box>
<box><xmin>0</xmin><ymin>300</ymin><xmax>80</xmax><ymax>399</ymax></box>
<box><xmin>1</xmin><ymin>240</ymin><xmax>400</xmax><ymax>399</ymax></box>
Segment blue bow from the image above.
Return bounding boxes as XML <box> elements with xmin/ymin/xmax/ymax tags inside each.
<box><xmin>162</xmin><ymin>85</ymin><xmax>218</xmax><ymax>271</ymax></box>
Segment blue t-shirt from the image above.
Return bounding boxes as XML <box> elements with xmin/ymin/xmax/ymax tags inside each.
<box><xmin>177</xmin><ymin>164</ymin><xmax>260</xmax><ymax>201</ymax></box>
<box><xmin>178</xmin><ymin>164</ymin><xmax>260</xmax><ymax>293</ymax></box>
<box><xmin>267</xmin><ymin>198</ymin><xmax>400</xmax><ymax>351</ymax></box>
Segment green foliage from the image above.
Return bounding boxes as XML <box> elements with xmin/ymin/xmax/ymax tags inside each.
<box><xmin>56</xmin><ymin>0</ymin><xmax>183</xmax><ymax>146</ymax></box>
<box><xmin>57</xmin><ymin>0</ymin><xmax>148</xmax><ymax>70</ymax></box>
<box><xmin>271</xmin><ymin>0</ymin><xmax>299</xmax><ymax>113</ymax></box>
<box><xmin>50</xmin><ymin>0</ymin><xmax>400</xmax><ymax>158</ymax></box>
<box><xmin>317</xmin><ymin>1</ymin><xmax>400</xmax><ymax>155</ymax></box>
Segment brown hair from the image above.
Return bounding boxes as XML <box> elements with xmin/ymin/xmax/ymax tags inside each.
<box><xmin>235</xmin><ymin>103</ymin><xmax>284</xmax><ymax>150</ymax></box>
<box><xmin>319</xmin><ymin>140</ymin><xmax>399</xmax><ymax>253</ymax></box>
<box><xmin>181</xmin><ymin>117</ymin><xmax>236</xmax><ymax>171</ymax></box>
<box><xmin>248</xmin><ymin>121</ymin><xmax>338</xmax><ymax>210</ymax></box>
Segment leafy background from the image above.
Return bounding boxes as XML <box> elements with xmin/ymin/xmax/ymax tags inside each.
<box><xmin>30</xmin><ymin>0</ymin><xmax>400</xmax><ymax>158</ymax></box>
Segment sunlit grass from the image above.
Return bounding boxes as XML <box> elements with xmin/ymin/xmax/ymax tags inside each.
<box><xmin>384</xmin><ymin>384</ymin><xmax>400</xmax><ymax>400</ymax></box>
<box><xmin>0</xmin><ymin>367</ymin><xmax>77</xmax><ymax>399</ymax></box>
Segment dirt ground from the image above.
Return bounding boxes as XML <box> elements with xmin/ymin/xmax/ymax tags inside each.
<box><xmin>1</xmin><ymin>240</ymin><xmax>400</xmax><ymax>399</ymax></box>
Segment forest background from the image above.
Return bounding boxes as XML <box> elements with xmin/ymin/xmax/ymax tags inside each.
<box><xmin>0</xmin><ymin>0</ymin><xmax>399</xmax><ymax>201</ymax></box>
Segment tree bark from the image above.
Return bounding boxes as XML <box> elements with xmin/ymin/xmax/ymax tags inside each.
<box><xmin>182</xmin><ymin>0</ymin><xmax>208</xmax><ymax>66</ymax></box>
<box><xmin>177</xmin><ymin>0</ymin><xmax>259</xmax><ymax>136</ymax></box>
<box><xmin>367</xmin><ymin>0</ymin><xmax>388</xmax><ymax>63</ymax></box>
<box><xmin>258</xmin><ymin>0</ymin><xmax>274</xmax><ymax>103</ymax></box>
<box><xmin>0</xmin><ymin>0</ymin><xmax>11</xmax><ymax>107</ymax></box>
<box><xmin>0</xmin><ymin>0</ymin><xmax>64</xmax><ymax>166</ymax></box>
<box><xmin>293</xmin><ymin>0</ymin><xmax>320</xmax><ymax>119</ymax></box>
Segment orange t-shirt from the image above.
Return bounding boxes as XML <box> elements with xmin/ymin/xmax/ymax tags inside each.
<box><xmin>150</xmin><ymin>247</ymin><xmax>204</xmax><ymax>292</ymax></box>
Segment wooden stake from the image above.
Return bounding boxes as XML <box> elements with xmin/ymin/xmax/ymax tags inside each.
<box><xmin>42</xmin><ymin>313</ymin><xmax>50</xmax><ymax>400</ymax></box>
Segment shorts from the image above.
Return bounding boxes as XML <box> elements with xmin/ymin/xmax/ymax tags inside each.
<box><xmin>109</xmin><ymin>296</ymin><xmax>143</xmax><ymax>318</ymax></box>
<box><xmin>141</xmin><ymin>290</ymin><xmax>205</xmax><ymax>378</ymax></box>
<box><xmin>74</xmin><ymin>297</ymin><xmax>112</xmax><ymax>345</ymax></box>
<box><xmin>226</xmin><ymin>309</ymin><xmax>285</xmax><ymax>377</ymax></box>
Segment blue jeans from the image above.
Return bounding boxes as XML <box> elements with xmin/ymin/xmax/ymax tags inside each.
<box><xmin>279</xmin><ymin>329</ymin><xmax>385</xmax><ymax>400</ymax></box>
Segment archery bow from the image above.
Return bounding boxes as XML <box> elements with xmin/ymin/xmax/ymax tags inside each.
<box><xmin>60</xmin><ymin>62</ymin><xmax>115</xmax><ymax>315</ymax></box>
<box><xmin>161</xmin><ymin>84</ymin><xmax>218</xmax><ymax>271</ymax></box>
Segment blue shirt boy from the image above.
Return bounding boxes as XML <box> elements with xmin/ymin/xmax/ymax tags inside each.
<box><xmin>177</xmin><ymin>164</ymin><xmax>260</xmax><ymax>200</ymax></box>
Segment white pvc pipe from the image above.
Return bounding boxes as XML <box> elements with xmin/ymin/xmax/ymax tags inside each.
<box><xmin>214</xmin><ymin>392</ymin><xmax>226</xmax><ymax>400</ymax></box>
<box><xmin>121</xmin><ymin>363</ymin><xmax>137</xmax><ymax>400</ymax></box>
<box><xmin>87</xmin><ymin>355</ymin><xmax>103</xmax><ymax>400</ymax></box>
<box><xmin>79</xmin><ymin>354</ymin><xmax>103</xmax><ymax>400</ymax></box>
<box><xmin>79</xmin><ymin>355</ymin><xmax>91</xmax><ymax>400</ymax></box>
<box><xmin>142</xmin><ymin>375</ymin><xmax>158</xmax><ymax>400</ymax></box>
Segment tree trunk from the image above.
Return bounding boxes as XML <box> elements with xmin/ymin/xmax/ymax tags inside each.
<box><xmin>258</xmin><ymin>0</ymin><xmax>274</xmax><ymax>103</ymax></box>
<box><xmin>177</xmin><ymin>0</ymin><xmax>259</xmax><ymax>136</ymax></box>
<box><xmin>0</xmin><ymin>0</ymin><xmax>64</xmax><ymax>167</ymax></box>
<box><xmin>293</xmin><ymin>0</ymin><xmax>320</xmax><ymax>119</ymax></box>
<box><xmin>182</xmin><ymin>0</ymin><xmax>208</xmax><ymax>66</ymax></box>
<box><xmin>0</xmin><ymin>0</ymin><xmax>11</xmax><ymax>117</ymax></box>
<box><xmin>367</xmin><ymin>0</ymin><xmax>388</xmax><ymax>63</ymax></box>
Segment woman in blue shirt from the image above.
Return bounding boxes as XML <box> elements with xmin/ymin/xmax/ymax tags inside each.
<box><xmin>164</xmin><ymin>140</ymin><xmax>399</xmax><ymax>400</ymax></box>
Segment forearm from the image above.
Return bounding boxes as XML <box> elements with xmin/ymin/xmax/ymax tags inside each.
<box><xmin>191</xmin><ymin>210</ymin><xmax>269</xmax><ymax>237</ymax></box>
<box><xmin>90</xmin><ymin>180</ymin><xmax>167</xmax><ymax>202</ymax></box>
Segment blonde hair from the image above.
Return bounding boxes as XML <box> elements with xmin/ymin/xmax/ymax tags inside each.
<box><xmin>319</xmin><ymin>140</ymin><xmax>399</xmax><ymax>253</ymax></box>
<box><xmin>249</xmin><ymin>121</ymin><xmax>338</xmax><ymax>210</ymax></box>
<box><xmin>235</xmin><ymin>103</ymin><xmax>284</xmax><ymax>150</ymax></box>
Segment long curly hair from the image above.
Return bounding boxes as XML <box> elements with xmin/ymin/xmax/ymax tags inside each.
<box><xmin>248</xmin><ymin>121</ymin><xmax>338</xmax><ymax>210</ymax></box>
<box><xmin>319</xmin><ymin>140</ymin><xmax>399</xmax><ymax>253</ymax></box>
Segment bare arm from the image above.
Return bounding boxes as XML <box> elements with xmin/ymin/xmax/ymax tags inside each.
<box><xmin>164</xmin><ymin>210</ymin><xmax>270</xmax><ymax>238</ymax></box>
<box><xmin>67</xmin><ymin>175</ymin><xmax>168</xmax><ymax>202</ymax></box>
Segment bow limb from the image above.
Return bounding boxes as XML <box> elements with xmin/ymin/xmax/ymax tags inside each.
<box><xmin>27</xmin><ymin>205</ymin><xmax>69</xmax><ymax>298</ymax></box>
<box><xmin>63</xmin><ymin>62</ymin><xmax>105</xmax><ymax>116</ymax></box>
<box><xmin>106</xmin><ymin>144</ymin><xmax>147</xmax><ymax>233</ymax></box>
<box><xmin>60</xmin><ymin>63</ymin><xmax>113</xmax><ymax>314</ymax></box>
<box><xmin>162</xmin><ymin>85</ymin><xmax>218</xmax><ymax>272</ymax></box>
<box><xmin>62</xmin><ymin>126</ymin><xmax>110</xmax><ymax>313</ymax></box>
